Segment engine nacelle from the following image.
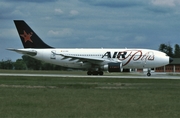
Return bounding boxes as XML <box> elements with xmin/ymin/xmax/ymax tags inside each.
<box><xmin>103</xmin><ymin>62</ymin><xmax>122</xmax><ymax>72</ymax></box>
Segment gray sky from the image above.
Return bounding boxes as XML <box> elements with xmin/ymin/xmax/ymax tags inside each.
<box><xmin>1</xmin><ymin>0</ymin><xmax>180</xmax><ymax>61</ymax></box>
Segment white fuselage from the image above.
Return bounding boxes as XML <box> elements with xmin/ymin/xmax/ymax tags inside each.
<box><xmin>23</xmin><ymin>48</ymin><xmax>169</xmax><ymax>69</ymax></box>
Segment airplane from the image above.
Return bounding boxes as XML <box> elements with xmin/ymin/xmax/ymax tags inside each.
<box><xmin>8</xmin><ymin>20</ymin><xmax>173</xmax><ymax>76</ymax></box>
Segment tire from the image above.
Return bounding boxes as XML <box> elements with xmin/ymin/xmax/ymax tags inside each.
<box><xmin>147</xmin><ymin>73</ymin><xmax>151</xmax><ymax>76</ymax></box>
<box><xmin>87</xmin><ymin>71</ymin><xmax>92</xmax><ymax>75</ymax></box>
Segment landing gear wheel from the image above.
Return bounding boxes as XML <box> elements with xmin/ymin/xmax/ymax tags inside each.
<box><xmin>147</xmin><ymin>73</ymin><xmax>151</xmax><ymax>76</ymax></box>
<box><xmin>87</xmin><ymin>71</ymin><xmax>103</xmax><ymax>76</ymax></box>
<box><xmin>147</xmin><ymin>68</ymin><xmax>151</xmax><ymax>76</ymax></box>
<box><xmin>98</xmin><ymin>71</ymin><xmax>103</xmax><ymax>75</ymax></box>
<box><xmin>87</xmin><ymin>71</ymin><xmax>92</xmax><ymax>75</ymax></box>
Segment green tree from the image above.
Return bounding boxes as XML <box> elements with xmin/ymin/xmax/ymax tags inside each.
<box><xmin>159</xmin><ymin>44</ymin><xmax>167</xmax><ymax>53</ymax></box>
<box><xmin>14</xmin><ymin>59</ymin><xmax>26</xmax><ymax>70</ymax></box>
<box><xmin>0</xmin><ymin>59</ymin><xmax>13</xmax><ymax>69</ymax></box>
<box><xmin>41</xmin><ymin>62</ymin><xmax>55</xmax><ymax>70</ymax></box>
<box><xmin>159</xmin><ymin>43</ymin><xmax>173</xmax><ymax>57</ymax></box>
<box><xmin>22</xmin><ymin>55</ymin><xmax>42</xmax><ymax>70</ymax></box>
<box><xmin>174</xmin><ymin>44</ymin><xmax>180</xmax><ymax>58</ymax></box>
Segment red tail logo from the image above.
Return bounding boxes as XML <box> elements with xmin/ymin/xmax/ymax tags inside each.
<box><xmin>20</xmin><ymin>30</ymin><xmax>33</xmax><ymax>43</ymax></box>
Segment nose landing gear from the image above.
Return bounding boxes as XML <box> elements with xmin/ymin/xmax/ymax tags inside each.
<box><xmin>147</xmin><ymin>69</ymin><xmax>151</xmax><ymax>76</ymax></box>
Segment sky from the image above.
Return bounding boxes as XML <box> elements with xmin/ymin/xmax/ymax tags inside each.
<box><xmin>1</xmin><ymin>0</ymin><xmax>180</xmax><ymax>61</ymax></box>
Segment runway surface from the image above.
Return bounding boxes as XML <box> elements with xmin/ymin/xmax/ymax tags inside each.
<box><xmin>0</xmin><ymin>73</ymin><xmax>180</xmax><ymax>79</ymax></box>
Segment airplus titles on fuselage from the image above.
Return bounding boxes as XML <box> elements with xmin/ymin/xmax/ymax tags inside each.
<box><xmin>102</xmin><ymin>51</ymin><xmax>127</xmax><ymax>59</ymax></box>
<box><xmin>102</xmin><ymin>50</ymin><xmax>155</xmax><ymax>66</ymax></box>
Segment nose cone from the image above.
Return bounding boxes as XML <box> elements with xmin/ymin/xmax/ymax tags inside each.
<box><xmin>169</xmin><ymin>57</ymin><xmax>173</xmax><ymax>63</ymax></box>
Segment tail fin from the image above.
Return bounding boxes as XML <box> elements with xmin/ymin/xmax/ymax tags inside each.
<box><xmin>14</xmin><ymin>20</ymin><xmax>53</xmax><ymax>48</ymax></box>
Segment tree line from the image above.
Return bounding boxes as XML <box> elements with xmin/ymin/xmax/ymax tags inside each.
<box><xmin>159</xmin><ymin>43</ymin><xmax>180</xmax><ymax>58</ymax></box>
<box><xmin>0</xmin><ymin>43</ymin><xmax>180</xmax><ymax>70</ymax></box>
<box><xmin>0</xmin><ymin>55</ymin><xmax>67</xmax><ymax>70</ymax></box>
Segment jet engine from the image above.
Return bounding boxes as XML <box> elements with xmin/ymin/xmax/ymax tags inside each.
<box><xmin>103</xmin><ymin>62</ymin><xmax>122</xmax><ymax>72</ymax></box>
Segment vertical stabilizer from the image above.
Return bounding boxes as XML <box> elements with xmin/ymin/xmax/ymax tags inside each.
<box><xmin>14</xmin><ymin>20</ymin><xmax>53</xmax><ymax>48</ymax></box>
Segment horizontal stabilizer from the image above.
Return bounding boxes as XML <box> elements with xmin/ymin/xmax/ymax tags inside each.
<box><xmin>7</xmin><ymin>48</ymin><xmax>37</xmax><ymax>56</ymax></box>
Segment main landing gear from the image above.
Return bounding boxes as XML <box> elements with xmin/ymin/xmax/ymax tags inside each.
<box><xmin>87</xmin><ymin>71</ymin><xmax>104</xmax><ymax>75</ymax></box>
<box><xmin>147</xmin><ymin>69</ymin><xmax>151</xmax><ymax>76</ymax></box>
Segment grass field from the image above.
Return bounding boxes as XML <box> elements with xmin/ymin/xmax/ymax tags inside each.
<box><xmin>0</xmin><ymin>70</ymin><xmax>180</xmax><ymax>118</ymax></box>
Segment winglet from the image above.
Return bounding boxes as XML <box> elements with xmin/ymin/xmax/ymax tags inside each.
<box><xmin>14</xmin><ymin>20</ymin><xmax>53</xmax><ymax>49</ymax></box>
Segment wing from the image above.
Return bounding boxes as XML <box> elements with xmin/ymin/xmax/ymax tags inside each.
<box><xmin>7</xmin><ymin>48</ymin><xmax>37</xmax><ymax>56</ymax></box>
<box><xmin>52</xmin><ymin>51</ymin><xmax>121</xmax><ymax>65</ymax></box>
